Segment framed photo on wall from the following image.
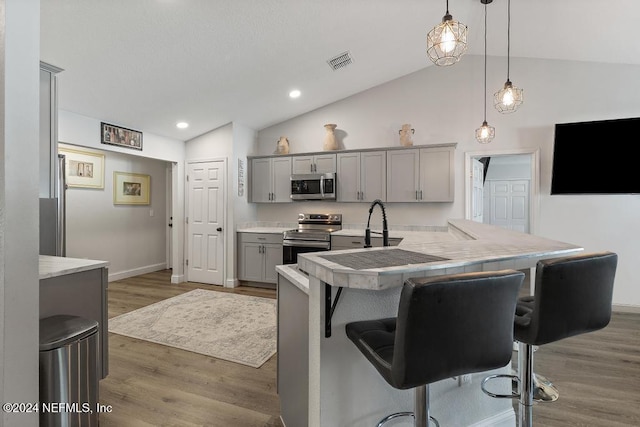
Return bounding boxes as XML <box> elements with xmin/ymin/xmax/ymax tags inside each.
<box><xmin>113</xmin><ymin>172</ymin><xmax>150</xmax><ymax>205</ymax></box>
<box><xmin>101</xmin><ymin>122</ymin><xmax>143</xmax><ymax>151</ymax></box>
<box><xmin>59</xmin><ymin>144</ymin><xmax>105</xmax><ymax>189</ymax></box>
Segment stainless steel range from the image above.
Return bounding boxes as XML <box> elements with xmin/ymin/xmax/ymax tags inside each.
<box><xmin>283</xmin><ymin>213</ymin><xmax>342</xmax><ymax>264</ymax></box>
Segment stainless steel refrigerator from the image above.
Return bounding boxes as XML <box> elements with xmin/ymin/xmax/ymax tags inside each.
<box><xmin>40</xmin><ymin>154</ymin><xmax>66</xmax><ymax>256</ymax></box>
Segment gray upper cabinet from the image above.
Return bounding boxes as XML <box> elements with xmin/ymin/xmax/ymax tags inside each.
<box><xmin>337</xmin><ymin>151</ymin><xmax>386</xmax><ymax>202</ymax></box>
<box><xmin>249</xmin><ymin>143</ymin><xmax>454</xmax><ymax>204</ymax></box>
<box><xmin>292</xmin><ymin>154</ymin><xmax>336</xmax><ymax>174</ymax></box>
<box><xmin>251</xmin><ymin>156</ymin><xmax>292</xmax><ymax>203</ymax></box>
<box><xmin>387</xmin><ymin>145</ymin><xmax>454</xmax><ymax>202</ymax></box>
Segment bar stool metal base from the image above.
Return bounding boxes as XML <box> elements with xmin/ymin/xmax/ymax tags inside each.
<box><xmin>376</xmin><ymin>385</ymin><xmax>440</xmax><ymax>427</ymax></box>
<box><xmin>532</xmin><ymin>373</ymin><xmax>559</xmax><ymax>402</ymax></box>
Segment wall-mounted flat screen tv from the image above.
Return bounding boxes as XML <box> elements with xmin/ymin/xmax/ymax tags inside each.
<box><xmin>551</xmin><ymin>117</ymin><xmax>640</xmax><ymax>195</ymax></box>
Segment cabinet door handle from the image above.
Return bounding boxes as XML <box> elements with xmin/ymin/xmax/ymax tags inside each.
<box><xmin>420</xmin><ymin>190</ymin><xmax>423</xmax><ymax>200</ymax></box>
<box><xmin>415</xmin><ymin>190</ymin><xmax>418</xmax><ymax>200</ymax></box>
<box><xmin>258</xmin><ymin>237</ymin><xmax>266</xmax><ymax>240</ymax></box>
<box><xmin>361</xmin><ymin>191</ymin><xmax>364</xmax><ymax>200</ymax></box>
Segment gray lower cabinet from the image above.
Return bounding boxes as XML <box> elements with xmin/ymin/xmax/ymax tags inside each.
<box><xmin>277</xmin><ymin>274</ymin><xmax>309</xmax><ymax>427</ymax></box>
<box><xmin>237</xmin><ymin>232</ymin><xmax>283</xmax><ymax>284</ymax></box>
<box><xmin>331</xmin><ymin>234</ymin><xmax>402</xmax><ymax>250</ymax></box>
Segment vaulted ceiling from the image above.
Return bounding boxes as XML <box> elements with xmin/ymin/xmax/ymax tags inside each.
<box><xmin>40</xmin><ymin>0</ymin><xmax>640</xmax><ymax>141</ymax></box>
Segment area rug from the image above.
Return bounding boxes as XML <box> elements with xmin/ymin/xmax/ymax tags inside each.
<box><xmin>108</xmin><ymin>289</ymin><xmax>277</xmax><ymax>368</ymax></box>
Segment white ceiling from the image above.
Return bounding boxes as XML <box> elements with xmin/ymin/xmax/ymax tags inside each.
<box><xmin>40</xmin><ymin>0</ymin><xmax>640</xmax><ymax>142</ymax></box>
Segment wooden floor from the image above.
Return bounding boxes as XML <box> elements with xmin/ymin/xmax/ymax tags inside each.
<box><xmin>101</xmin><ymin>270</ymin><xmax>640</xmax><ymax>426</ymax></box>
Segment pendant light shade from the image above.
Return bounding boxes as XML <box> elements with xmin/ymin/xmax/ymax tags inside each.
<box><xmin>476</xmin><ymin>120</ymin><xmax>495</xmax><ymax>144</ymax></box>
<box><xmin>427</xmin><ymin>0</ymin><xmax>468</xmax><ymax>66</ymax></box>
<box><xmin>476</xmin><ymin>0</ymin><xmax>495</xmax><ymax>144</ymax></box>
<box><xmin>494</xmin><ymin>0</ymin><xmax>523</xmax><ymax>113</ymax></box>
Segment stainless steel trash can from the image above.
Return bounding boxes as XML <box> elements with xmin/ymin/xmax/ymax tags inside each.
<box><xmin>39</xmin><ymin>315</ymin><xmax>99</xmax><ymax>427</ymax></box>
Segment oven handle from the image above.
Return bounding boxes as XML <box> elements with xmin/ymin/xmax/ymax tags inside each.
<box><xmin>283</xmin><ymin>240</ymin><xmax>331</xmax><ymax>249</ymax></box>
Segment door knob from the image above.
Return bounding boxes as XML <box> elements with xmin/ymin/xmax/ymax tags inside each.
<box><xmin>216</xmin><ymin>227</ymin><xmax>223</xmax><ymax>232</ymax></box>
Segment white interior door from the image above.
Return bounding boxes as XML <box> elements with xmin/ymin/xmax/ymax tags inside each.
<box><xmin>187</xmin><ymin>160</ymin><xmax>226</xmax><ymax>285</ymax></box>
<box><xmin>488</xmin><ymin>179</ymin><xmax>529</xmax><ymax>233</ymax></box>
<box><xmin>471</xmin><ymin>159</ymin><xmax>484</xmax><ymax>223</ymax></box>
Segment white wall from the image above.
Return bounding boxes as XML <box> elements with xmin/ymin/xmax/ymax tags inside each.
<box><xmin>256</xmin><ymin>56</ymin><xmax>640</xmax><ymax>308</ymax></box>
<box><xmin>185</xmin><ymin>122</ymin><xmax>258</xmax><ymax>287</ymax></box>
<box><xmin>60</xmin><ymin>143</ymin><xmax>169</xmax><ymax>280</ymax></box>
<box><xmin>58</xmin><ymin>110</ymin><xmax>187</xmax><ymax>282</ymax></box>
<box><xmin>1</xmin><ymin>0</ymin><xmax>40</xmax><ymax>424</ymax></box>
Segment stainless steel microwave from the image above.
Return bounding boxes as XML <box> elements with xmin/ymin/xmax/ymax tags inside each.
<box><xmin>290</xmin><ymin>173</ymin><xmax>336</xmax><ymax>200</ymax></box>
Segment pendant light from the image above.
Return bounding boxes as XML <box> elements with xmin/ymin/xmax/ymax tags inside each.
<box><xmin>426</xmin><ymin>0</ymin><xmax>468</xmax><ymax>66</ymax></box>
<box><xmin>494</xmin><ymin>0</ymin><xmax>523</xmax><ymax>113</ymax></box>
<box><xmin>476</xmin><ymin>0</ymin><xmax>495</xmax><ymax>144</ymax></box>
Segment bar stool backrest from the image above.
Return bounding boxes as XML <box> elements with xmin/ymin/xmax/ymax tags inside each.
<box><xmin>392</xmin><ymin>270</ymin><xmax>524</xmax><ymax>389</ymax></box>
<box><xmin>519</xmin><ymin>252</ymin><xmax>618</xmax><ymax>346</ymax></box>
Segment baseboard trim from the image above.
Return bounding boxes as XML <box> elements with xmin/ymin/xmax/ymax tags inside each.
<box><xmin>108</xmin><ymin>263</ymin><xmax>167</xmax><ymax>282</ymax></box>
<box><xmin>225</xmin><ymin>278</ymin><xmax>239</xmax><ymax>288</ymax></box>
<box><xmin>171</xmin><ymin>274</ymin><xmax>184</xmax><ymax>284</ymax></box>
<box><xmin>613</xmin><ymin>304</ymin><xmax>640</xmax><ymax>314</ymax></box>
<box><xmin>469</xmin><ymin>409</ymin><xmax>515</xmax><ymax>427</ymax></box>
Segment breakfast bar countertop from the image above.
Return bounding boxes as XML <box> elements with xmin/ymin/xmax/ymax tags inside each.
<box><xmin>298</xmin><ymin>219</ymin><xmax>583</xmax><ymax>290</ymax></box>
<box><xmin>39</xmin><ymin>255</ymin><xmax>110</xmax><ymax>280</ymax></box>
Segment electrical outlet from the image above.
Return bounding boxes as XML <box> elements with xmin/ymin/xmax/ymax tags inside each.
<box><xmin>458</xmin><ymin>374</ymin><xmax>472</xmax><ymax>387</ymax></box>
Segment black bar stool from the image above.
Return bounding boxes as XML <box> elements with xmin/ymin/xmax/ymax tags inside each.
<box><xmin>482</xmin><ymin>252</ymin><xmax>618</xmax><ymax>427</ymax></box>
<box><xmin>346</xmin><ymin>270</ymin><xmax>524</xmax><ymax>427</ymax></box>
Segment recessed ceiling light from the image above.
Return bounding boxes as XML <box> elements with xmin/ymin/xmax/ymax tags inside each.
<box><xmin>289</xmin><ymin>89</ymin><xmax>301</xmax><ymax>99</ymax></box>
<box><xmin>176</xmin><ymin>122</ymin><xmax>189</xmax><ymax>129</ymax></box>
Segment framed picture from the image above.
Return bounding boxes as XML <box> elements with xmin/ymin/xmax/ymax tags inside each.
<box><xmin>113</xmin><ymin>172</ymin><xmax>150</xmax><ymax>205</ymax></box>
<box><xmin>101</xmin><ymin>122</ymin><xmax>143</xmax><ymax>151</ymax></box>
<box><xmin>59</xmin><ymin>145</ymin><xmax>105</xmax><ymax>189</ymax></box>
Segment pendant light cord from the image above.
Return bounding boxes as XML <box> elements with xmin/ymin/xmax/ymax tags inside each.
<box><xmin>483</xmin><ymin>2</ymin><xmax>488</xmax><ymax>121</ymax></box>
<box><xmin>506</xmin><ymin>0</ymin><xmax>511</xmax><ymax>81</ymax></box>
<box><xmin>446</xmin><ymin>0</ymin><xmax>450</xmax><ymax>14</ymax></box>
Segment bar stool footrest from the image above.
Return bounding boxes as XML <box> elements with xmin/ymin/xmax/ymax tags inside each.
<box><xmin>481</xmin><ymin>373</ymin><xmax>520</xmax><ymax>399</ymax></box>
<box><xmin>377</xmin><ymin>412</ymin><xmax>440</xmax><ymax>427</ymax></box>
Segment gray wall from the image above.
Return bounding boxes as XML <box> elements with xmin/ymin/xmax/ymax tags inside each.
<box><xmin>256</xmin><ymin>56</ymin><xmax>640</xmax><ymax>308</ymax></box>
<box><xmin>1</xmin><ymin>0</ymin><xmax>41</xmax><ymax>423</ymax></box>
<box><xmin>60</xmin><ymin>143</ymin><xmax>169</xmax><ymax>280</ymax></box>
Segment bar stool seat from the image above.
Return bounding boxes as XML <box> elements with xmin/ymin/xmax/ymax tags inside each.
<box><xmin>346</xmin><ymin>270</ymin><xmax>524</xmax><ymax>427</ymax></box>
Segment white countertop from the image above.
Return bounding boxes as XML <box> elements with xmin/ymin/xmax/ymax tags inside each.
<box><xmin>275</xmin><ymin>264</ymin><xmax>309</xmax><ymax>294</ymax></box>
<box><xmin>297</xmin><ymin>219</ymin><xmax>583</xmax><ymax>290</ymax></box>
<box><xmin>236</xmin><ymin>227</ymin><xmax>291</xmax><ymax>234</ymax></box>
<box><xmin>39</xmin><ymin>255</ymin><xmax>110</xmax><ymax>280</ymax></box>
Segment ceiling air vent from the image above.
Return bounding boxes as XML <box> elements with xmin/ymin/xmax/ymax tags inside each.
<box><xmin>327</xmin><ymin>51</ymin><xmax>353</xmax><ymax>71</ymax></box>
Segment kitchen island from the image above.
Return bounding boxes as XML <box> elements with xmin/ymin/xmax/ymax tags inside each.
<box><xmin>40</xmin><ymin>255</ymin><xmax>110</xmax><ymax>379</ymax></box>
<box><xmin>278</xmin><ymin>219</ymin><xmax>582</xmax><ymax>427</ymax></box>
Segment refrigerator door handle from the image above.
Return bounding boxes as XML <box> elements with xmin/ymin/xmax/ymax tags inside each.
<box><xmin>57</xmin><ymin>154</ymin><xmax>67</xmax><ymax>257</ymax></box>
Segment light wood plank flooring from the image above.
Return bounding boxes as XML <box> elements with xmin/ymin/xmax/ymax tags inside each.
<box><xmin>101</xmin><ymin>270</ymin><xmax>639</xmax><ymax>426</ymax></box>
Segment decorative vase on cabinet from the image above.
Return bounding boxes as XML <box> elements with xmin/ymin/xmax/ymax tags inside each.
<box><xmin>323</xmin><ymin>124</ymin><xmax>338</xmax><ymax>151</ymax></box>
<box><xmin>399</xmin><ymin>124</ymin><xmax>414</xmax><ymax>147</ymax></box>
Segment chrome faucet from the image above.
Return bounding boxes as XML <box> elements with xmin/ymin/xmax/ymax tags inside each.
<box><xmin>364</xmin><ymin>199</ymin><xmax>389</xmax><ymax>248</ymax></box>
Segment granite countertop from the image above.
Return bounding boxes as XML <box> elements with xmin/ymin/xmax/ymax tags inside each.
<box><xmin>40</xmin><ymin>255</ymin><xmax>110</xmax><ymax>280</ymax></box>
<box><xmin>297</xmin><ymin>219</ymin><xmax>583</xmax><ymax>290</ymax></box>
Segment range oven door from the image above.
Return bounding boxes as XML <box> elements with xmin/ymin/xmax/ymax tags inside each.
<box><xmin>283</xmin><ymin>240</ymin><xmax>331</xmax><ymax>264</ymax></box>
<box><xmin>290</xmin><ymin>173</ymin><xmax>336</xmax><ymax>200</ymax></box>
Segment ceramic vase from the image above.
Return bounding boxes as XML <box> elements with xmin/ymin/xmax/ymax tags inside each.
<box><xmin>275</xmin><ymin>136</ymin><xmax>290</xmax><ymax>154</ymax></box>
<box><xmin>399</xmin><ymin>124</ymin><xmax>415</xmax><ymax>147</ymax></box>
<box><xmin>323</xmin><ymin>124</ymin><xmax>338</xmax><ymax>151</ymax></box>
